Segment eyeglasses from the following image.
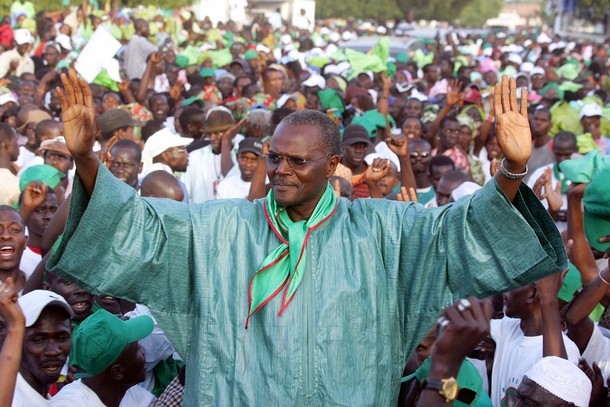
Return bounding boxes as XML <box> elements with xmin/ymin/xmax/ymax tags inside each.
<box><xmin>409</xmin><ymin>151</ymin><xmax>430</xmax><ymax>158</ymax></box>
<box><xmin>263</xmin><ymin>152</ymin><xmax>328</xmax><ymax>169</ymax></box>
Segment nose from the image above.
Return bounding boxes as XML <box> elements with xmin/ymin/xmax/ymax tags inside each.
<box><xmin>44</xmin><ymin>340</ymin><xmax>63</xmax><ymax>357</ymax></box>
<box><xmin>275</xmin><ymin>157</ymin><xmax>292</xmax><ymax>174</ymax></box>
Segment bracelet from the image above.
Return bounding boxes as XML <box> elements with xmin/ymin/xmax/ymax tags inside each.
<box><xmin>499</xmin><ymin>158</ymin><xmax>528</xmax><ymax>180</ymax></box>
<box><xmin>599</xmin><ymin>269</ymin><xmax>610</xmax><ymax>285</ymax></box>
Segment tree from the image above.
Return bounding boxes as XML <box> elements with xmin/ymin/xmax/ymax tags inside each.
<box><xmin>455</xmin><ymin>0</ymin><xmax>503</xmax><ymax>27</ymax></box>
<box><xmin>316</xmin><ymin>0</ymin><xmax>402</xmax><ymax>21</ymax></box>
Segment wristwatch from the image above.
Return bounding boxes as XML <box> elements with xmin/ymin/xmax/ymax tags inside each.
<box><xmin>421</xmin><ymin>377</ymin><xmax>459</xmax><ymax>402</ymax></box>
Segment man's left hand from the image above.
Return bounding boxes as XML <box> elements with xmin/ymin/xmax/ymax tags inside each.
<box><xmin>494</xmin><ymin>75</ymin><xmax>531</xmax><ymax>169</ymax></box>
<box><xmin>385</xmin><ymin>134</ymin><xmax>409</xmax><ymax>158</ymax></box>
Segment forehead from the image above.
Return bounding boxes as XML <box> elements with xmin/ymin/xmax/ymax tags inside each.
<box><xmin>270</xmin><ymin>123</ymin><xmax>324</xmax><ymax>156</ymax></box>
<box><xmin>534</xmin><ymin>110</ymin><xmax>550</xmax><ymax>119</ymax></box>
<box><xmin>111</xmin><ymin>146</ymin><xmax>140</xmax><ymax>159</ymax></box>
<box><xmin>27</xmin><ymin>307</ymin><xmax>71</xmax><ymax>333</ymax></box>
<box><xmin>0</xmin><ymin>209</ymin><xmax>23</xmax><ymax>225</ymax></box>
<box><xmin>443</xmin><ymin>121</ymin><xmax>459</xmax><ymax>129</ymax></box>
<box><xmin>411</xmin><ymin>142</ymin><xmax>431</xmax><ymax>152</ymax></box>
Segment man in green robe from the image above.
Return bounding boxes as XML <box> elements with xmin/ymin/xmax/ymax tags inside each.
<box><xmin>47</xmin><ymin>71</ymin><xmax>566</xmax><ymax>405</ymax></box>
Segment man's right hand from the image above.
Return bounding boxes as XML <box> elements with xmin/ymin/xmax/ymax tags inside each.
<box><xmin>57</xmin><ymin>69</ymin><xmax>96</xmax><ymax>159</ymax></box>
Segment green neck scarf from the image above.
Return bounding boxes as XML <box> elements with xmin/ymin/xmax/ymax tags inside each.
<box><xmin>553</xmin><ymin>163</ymin><xmax>570</xmax><ymax>194</ymax></box>
<box><xmin>246</xmin><ymin>183</ymin><xmax>337</xmax><ymax>328</ymax></box>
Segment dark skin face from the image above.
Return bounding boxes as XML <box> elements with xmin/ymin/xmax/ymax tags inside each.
<box><xmin>409</xmin><ymin>143</ymin><xmax>432</xmax><ymax>174</ymax></box>
<box><xmin>486</xmin><ymin>136</ymin><xmax>501</xmax><ymax>160</ymax></box>
<box><xmin>44</xmin><ymin>150</ymin><xmax>73</xmax><ymax>175</ymax></box>
<box><xmin>402</xmin><ymin>118</ymin><xmax>422</xmax><ymax>140</ymax></box>
<box><xmin>405</xmin><ymin>99</ymin><xmax>423</xmax><ymax>118</ymax></box>
<box><xmin>186</xmin><ymin>114</ymin><xmax>205</xmax><ymax>138</ymax></box>
<box><xmin>342</xmin><ymin>142</ymin><xmax>368</xmax><ymax>172</ymax></box>
<box><xmin>45</xmin><ymin>276</ymin><xmax>93</xmax><ymax>322</ymax></box>
<box><xmin>553</xmin><ymin>141</ymin><xmax>577</xmax><ymax>165</ymax></box>
<box><xmin>27</xmin><ymin>192</ymin><xmax>58</xmax><ymax>240</ymax></box>
<box><xmin>218</xmin><ymin>78</ymin><xmax>234</xmax><ymax>99</ymax></box>
<box><xmin>531</xmin><ymin>110</ymin><xmax>551</xmax><ymax>138</ymax></box>
<box><xmin>440</xmin><ymin>121</ymin><xmax>460</xmax><ymax>150</ymax></box>
<box><xmin>149</xmin><ymin>95</ymin><xmax>169</xmax><ymax>121</ymax></box>
<box><xmin>506</xmin><ymin>376</ymin><xmax>576</xmax><ymax>406</ymax></box>
<box><xmin>389</xmin><ymin>98</ymin><xmax>407</xmax><ymax>123</ymax></box>
<box><xmin>18</xmin><ymin>81</ymin><xmax>35</xmax><ymax>98</ymax></box>
<box><xmin>237</xmin><ymin>152</ymin><xmax>258</xmax><ymax>182</ymax></box>
<box><xmin>357</xmin><ymin>74</ymin><xmax>372</xmax><ymax>89</ymax></box>
<box><xmin>531</xmin><ymin>74</ymin><xmax>545</xmax><ymax>91</ymax></box>
<box><xmin>267</xmin><ymin>124</ymin><xmax>339</xmax><ymax>222</ymax></box>
<box><xmin>102</xmin><ymin>93</ymin><xmax>121</xmax><ymax>113</ymax></box>
<box><xmin>21</xmin><ymin>307</ymin><xmax>72</xmax><ymax>396</ymax></box>
<box><xmin>378</xmin><ymin>164</ymin><xmax>400</xmax><ymax>196</ymax></box>
<box><xmin>111</xmin><ymin>342</ymin><xmax>147</xmax><ymax>386</ymax></box>
<box><xmin>109</xmin><ymin>146</ymin><xmax>142</xmax><ymax>188</ymax></box>
<box><xmin>162</xmin><ymin>146</ymin><xmax>189</xmax><ymax>172</ymax></box>
<box><xmin>436</xmin><ymin>178</ymin><xmax>463</xmax><ymax>206</ymax></box>
<box><xmin>0</xmin><ymin>209</ymin><xmax>26</xmax><ymax>273</ymax></box>
<box><xmin>263</xmin><ymin>70</ymin><xmax>284</xmax><ymax>98</ymax></box>
<box><xmin>503</xmin><ymin>284</ymin><xmax>534</xmax><ymax>319</ymax></box>
<box><xmin>43</xmin><ymin>46</ymin><xmax>60</xmax><ymax>67</ymax></box>
<box><xmin>458</xmin><ymin>125</ymin><xmax>472</xmax><ymax>151</ymax></box>
<box><xmin>235</xmin><ymin>77</ymin><xmax>253</xmax><ymax>97</ymax></box>
<box><xmin>1</xmin><ymin>133</ymin><xmax>20</xmax><ymax>161</ymax></box>
<box><xmin>430</xmin><ymin>164</ymin><xmax>453</xmax><ymax>191</ymax></box>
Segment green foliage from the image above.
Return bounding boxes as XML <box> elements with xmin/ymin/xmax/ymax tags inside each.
<box><xmin>455</xmin><ymin>0</ymin><xmax>504</xmax><ymax>27</ymax></box>
<box><xmin>316</xmin><ymin>0</ymin><xmax>402</xmax><ymax>21</ymax></box>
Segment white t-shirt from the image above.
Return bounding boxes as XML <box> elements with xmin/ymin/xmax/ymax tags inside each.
<box><xmin>16</xmin><ymin>146</ymin><xmax>36</xmax><ymax>170</ymax></box>
<box><xmin>11</xmin><ymin>373</ymin><xmax>49</xmax><ymax>407</ymax></box>
<box><xmin>20</xmin><ymin>247</ymin><xmax>41</xmax><ymax>280</ymax></box>
<box><xmin>48</xmin><ymin>379</ymin><xmax>155</xmax><ymax>406</ymax></box>
<box><xmin>526</xmin><ymin>163</ymin><xmax>568</xmax><ymax>232</ymax></box>
<box><xmin>490</xmin><ymin>317</ymin><xmax>580</xmax><ymax>406</ymax></box>
<box><xmin>582</xmin><ymin>324</ymin><xmax>610</xmax><ymax>382</ymax></box>
<box><xmin>181</xmin><ymin>144</ymin><xmax>239</xmax><ymax>203</ymax></box>
<box><xmin>216</xmin><ymin>175</ymin><xmax>251</xmax><ymax>199</ymax></box>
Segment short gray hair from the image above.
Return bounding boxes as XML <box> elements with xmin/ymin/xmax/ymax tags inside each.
<box><xmin>248</xmin><ymin>109</ymin><xmax>272</xmax><ymax>135</ymax></box>
<box><xmin>279</xmin><ymin>110</ymin><xmax>342</xmax><ymax>156</ymax></box>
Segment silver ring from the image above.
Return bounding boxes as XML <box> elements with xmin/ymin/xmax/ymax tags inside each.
<box><xmin>457</xmin><ymin>299</ymin><xmax>471</xmax><ymax>312</ymax></box>
<box><xmin>437</xmin><ymin>317</ymin><xmax>449</xmax><ymax>329</ymax></box>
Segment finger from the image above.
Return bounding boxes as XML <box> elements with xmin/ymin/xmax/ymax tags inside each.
<box><xmin>409</xmin><ymin>187</ymin><xmax>418</xmax><ymax>203</ymax></box>
<box><xmin>60</xmin><ymin>72</ymin><xmax>76</xmax><ymax>106</ymax></box>
<box><xmin>565</xmin><ymin>239</ymin><xmax>574</xmax><ymax>259</ymax></box>
<box><xmin>593</xmin><ymin>361</ymin><xmax>603</xmax><ymax>379</ymax></box>
<box><xmin>501</xmin><ymin>76</ymin><xmax>510</xmax><ymax>113</ymax></box>
<box><xmin>493</xmin><ymin>83</ymin><xmax>502</xmax><ymax>118</ymax></box>
<box><xmin>56</xmin><ymin>87</ymin><xmax>69</xmax><ymax>114</ymax></box>
<box><xmin>520</xmin><ymin>88</ymin><xmax>528</xmax><ymax>116</ymax></box>
<box><xmin>69</xmin><ymin>69</ymin><xmax>84</xmax><ymax>106</ymax></box>
<box><xmin>599</xmin><ymin>235</ymin><xmax>610</xmax><ymax>243</ymax></box>
<box><xmin>396</xmin><ymin>193</ymin><xmax>404</xmax><ymax>202</ymax></box>
<box><xmin>79</xmin><ymin>78</ymin><xmax>94</xmax><ymax>110</ymax></box>
<box><xmin>555</xmin><ymin>182</ymin><xmax>562</xmax><ymax>194</ymax></box>
<box><xmin>509</xmin><ymin>76</ymin><xmax>518</xmax><ymax>112</ymax></box>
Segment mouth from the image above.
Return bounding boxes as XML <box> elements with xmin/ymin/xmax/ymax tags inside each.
<box><xmin>41</xmin><ymin>361</ymin><xmax>64</xmax><ymax>375</ymax></box>
<box><xmin>70</xmin><ymin>300</ymin><xmax>92</xmax><ymax>313</ymax></box>
<box><xmin>273</xmin><ymin>182</ymin><xmax>296</xmax><ymax>191</ymax></box>
<box><xmin>0</xmin><ymin>245</ymin><xmax>16</xmax><ymax>260</ymax></box>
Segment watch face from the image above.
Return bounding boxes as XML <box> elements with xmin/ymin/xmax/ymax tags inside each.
<box><xmin>442</xmin><ymin>378</ymin><xmax>460</xmax><ymax>401</ymax></box>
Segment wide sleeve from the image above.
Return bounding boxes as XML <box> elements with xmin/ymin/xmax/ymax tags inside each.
<box><xmin>361</xmin><ymin>178</ymin><xmax>566</xmax><ymax>347</ymax></box>
<box><xmin>47</xmin><ymin>163</ymin><xmax>195</xmax><ymax>319</ymax></box>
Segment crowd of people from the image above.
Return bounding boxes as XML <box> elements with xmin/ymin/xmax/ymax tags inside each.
<box><xmin>0</xmin><ymin>1</ymin><xmax>610</xmax><ymax>406</ymax></box>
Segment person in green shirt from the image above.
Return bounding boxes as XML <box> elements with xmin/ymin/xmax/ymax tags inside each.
<box><xmin>48</xmin><ymin>71</ymin><xmax>566</xmax><ymax>405</ymax></box>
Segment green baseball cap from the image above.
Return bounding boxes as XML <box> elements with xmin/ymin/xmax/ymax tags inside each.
<box><xmin>402</xmin><ymin>357</ymin><xmax>490</xmax><ymax>406</ymax></box>
<box><xmin>19</xmin><ymin>164</ymin><xmax>65</xmax><ymax>191</ymax></box>
<box><xmin>560</xmin><ymin>150</ymin><xmax>610</xmax><ymax>252</ymax></box>
<box><xmin>244</xmin><ymin>49</ymin><xmax>259</xmax><ymax>61</ymax></box>
<box><xmin>70</xmin><ymin>309</ymin><xmax>154</xmax><ymax>378</ymax></box>
<box><xmin>200</xmin><ymin>67</ymin><xmax>216</xmax><ymax>79</ymax></box>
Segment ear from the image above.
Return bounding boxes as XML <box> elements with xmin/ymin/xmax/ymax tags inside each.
<box><xmin>138</xmin><ymin>162</ymin><xmax>143</xmax><ymax>174</ymax></box>
<box><xmin>326</xmin><ymin>155</ymin><xmax>340</xmax><ymax>179</ymax></box>
<box><xmin>42</xmin><ymin>281</ymin><xmax>50</xmax><ymax>290</ymax></box>
<box><xmin>528</xmin><ymin>285</ymin><xmax>538</xmax><ymax>304</ymax></box>
<box><xmin>109</xmin><ymin>364</ymin><xmax>125</xmax><ymax>380</ymax></box>
<box><xmin>69</xmin><ymin>158</ymin><xmax>74</xmax><ymax>170</ymax></box>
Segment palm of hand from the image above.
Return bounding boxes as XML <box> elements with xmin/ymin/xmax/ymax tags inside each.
<box><xmin>497</xmin><ymin>110</ymin><xmax>531</xmax><ymax>166</ymax></box>
<box><xmin>546</xmin><ymin>185</ymin><xmax>563</xmax><ymax>212</ymax></box>
<box><xmin>62</xmin><ymin>104</ymin><xmax>93</xmax><ymax>155</ymax></box>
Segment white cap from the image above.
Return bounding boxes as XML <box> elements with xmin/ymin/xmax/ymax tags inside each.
<box><xmin>55</xmin><ymin>33</ymin><xmax>72</xmax><ymax>51</ymax></box>
<box><xmin>520</xmin><ymin>62</ymin><xmax>534</xmax><ymax>73</ymax></box>
<box><xmin>376</xmin><ymin>26</ymin><xmax>387</xmax><ymax>35</ymax></box>
<box><xmin>410</xmin><ymin>90</ymin><xmax>429</xmax><ymax>102</ymax></box>
<box><xmin>276</xmin><ymin>94</ymin><xmax>296</xmax><ymax>108</ymax></box>
<box><xmin>580</xmin><ymin>103</ymin><xmax>603</xmax><ymax>119</ymax></box>
<box><xmin>451</xmin><ymin>181</ymin><xmax>481</xmax><ymax>201</ymax></box>
<box><xmin>530</xmin><ymin>67</ymin><xmax>545</xmax><ymax>77</ymax></box>
<box><xmin>0</xmin><ymin>92</ymin><xmax>18</xmax><ymax>106</ymax></box>
<box><xmin>523</xmin><ymin>357</ymin><xmax>591</xmax><ymax>407</ymax></box>
<box><xmin>341</xmin><ymin>31</ymin><xmax>353</xmax><ymax>41</ymax></box>
<box><xmin>19</xmin><ymin>290</ymin><xmax>74</xmax><ymax>327</ymax></box>
<box><xmin>14</xmin><ymin>28</ymin><xmax>35</xmax><ymax>45</ymax></box>
<box><xmin>537</xmin><ymin>32</ymin><xmax>551</xmax><ymax>44</ymax></box>
<box><xmin>144</xmin><ymin>128</ymin><xmax>191</xmax><ymax>158</ymax></box>
<box><xmin>302</xmin><ymin>74</ymin><xmax>326</xmax><ymax>89</ymax></box>
<box><xmin>357</xmin><ymin>71</ymin><xmax>374</xmax><ymax>81</ymax></box>
<box><xmin>328</xmin><ymin>32</ymin><xmax>340</xmax><ymax>43</ymax></box>
<box><xmin>280</xmin><ymin>34</ymin><xmax>292</xmax><ymax>45</ymax></box>
<box><xmin>507</xmin><ymin>53</ymin><xmax>523</xmax><ymax>66</ymax></box>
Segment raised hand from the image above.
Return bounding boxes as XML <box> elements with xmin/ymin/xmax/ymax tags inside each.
<box><xmin>385</xmin><ymin>134</ymin><xmax>409</xmax><ymax>158</ymax></box>
<box><xmin>396</xmin><ymin>186</ymin><xmax>418</xmax><ymax>203</ymax></box>
<box><xmin>493</xmin><ymin>75</ymin><xmax>531</xmax><ymax>169</ymax></box>
<box><xmin>222</xmin><ymin>118</ymin><xmax>249</xmax><ymax>143</ymax></box>
<box><xmin>365</xmin><ymin>158</ymin><xmax>391</xmax><ymax>183</ymax></box>
<box><xmin>446</xmin><ymin>79</ymin><xmax>463</xmax><ymax>107</ymax></box>
<box><xmin>169</xmin><ymin>80</ymin><xmax>184</xmax><ymax>101</ymax></box>
<box><xmin>0</xmin><ymin>278</ymin><xmax>25</xmax><ymax>327</ymax></box>
<box><xmin>57</xmin><ymin>69</ymin><xmax>96</xmax><ymax>158</ymax></box>
<box><xmin>21</xmin><ymin>181</ymin><xmax>48</xmax><ymax>210</ymax></box>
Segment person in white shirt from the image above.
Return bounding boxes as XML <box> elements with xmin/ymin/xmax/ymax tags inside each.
<box><xmin>182</xmin><ymin>108</ymin><xmax>240</xmax><ymax>203</ymax></box>
<box><xmin>13</xmin><ymin>290</ymin><xmax>73</xmax><ymax>407</ymax></box>
<box><xmin>142</xmin><ymin>128</ymin><xmax>190</xmax><ymax>202</ymax></box>
<box><xmin>490</xmin><ymin>272</ymin><xmax>581</xmax><ymax>406</ymax></box>
<box><xmin>217</xmin><ymin>137</ymin><xmax>263</xmax><ymax>199</ymax></box>
<box><xmin>0</xmin><ymin>29</ymin><xmax>35</xmax><ymax>79</ymax></box>
<box><xmin>48</xmin><ymin>309</ymin><xmax>155</xmax><ymax>407</ymax></box>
